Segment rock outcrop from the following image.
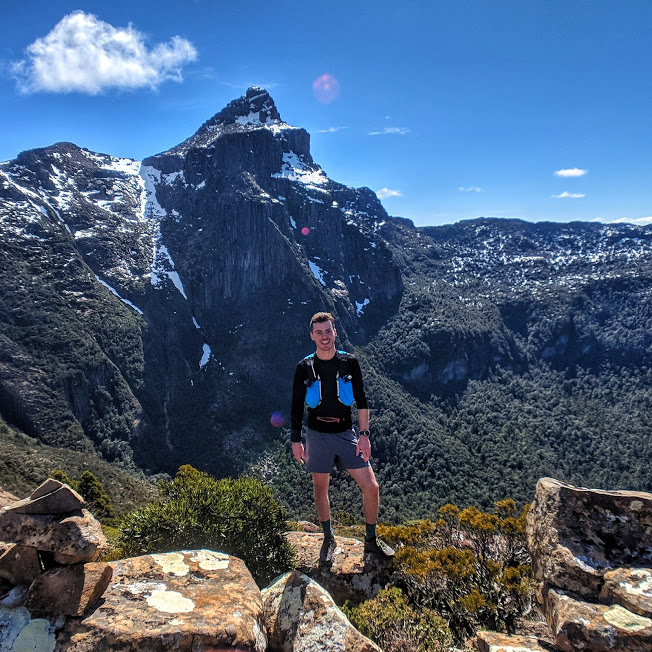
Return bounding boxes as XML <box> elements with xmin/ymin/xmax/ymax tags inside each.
<box><xmin>262</xmin><ymin>570</ymin><xmax>381</xmax><ymax>652</ymax></box>
<box><xmin>0</xmin><ymin>481</ymin><xmax>383</xmax><ymax>652</ymax></box>
<box><xmin>285</xmin><ymin>531</ymin><xmax>391</xmax><ymax>604</ymax></box>
<box><xmin>526</xmin><ymin>477</ymin><xmax>652</xmax><ymax>652</ymax></box>
<box><xmin>0</xmin><ymin>479</ymin><xmax>106</xmax><ymax>565</ymax></box>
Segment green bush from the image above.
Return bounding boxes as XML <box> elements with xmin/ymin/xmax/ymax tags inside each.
<box><xmin>117</xmin><ymin>465</ymin><xmax>295</xmax><ymax>585</ymax></box>
<box><xmin>343</xmin><ymin>587</ymin><xmax>453</xmax><ymax>652</ymax></box>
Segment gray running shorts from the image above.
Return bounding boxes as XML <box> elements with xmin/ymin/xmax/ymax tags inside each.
<box><xmin>304</xmin><ymin>427</ymin><xmax>370</xmax><ymax>473</ymax></box>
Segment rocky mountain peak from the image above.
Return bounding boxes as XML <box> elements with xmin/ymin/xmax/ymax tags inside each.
<box><xmin>164</xmin><ymin>87</ymin><xmax>288</xmax><ymax>156</ymax></box>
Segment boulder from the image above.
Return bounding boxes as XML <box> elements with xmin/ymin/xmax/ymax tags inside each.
<box><xmin>527</xmin><ymin>477</ymin><xmax>652</xmax><ymax>600</ymax></box>
<box><xmin>26</xmin><ymin>561</ymin><xmax>113</xmax><ymax>617</ymax></box>
<box><xmin>527</xmin><ymin>477</ymin><xmax>652</xmax><ymax>652</ymax></box>
<box><xmin>474</xmin><ymin>631</ymin><xmax>550</xmax><ymax>651</ymax></box>
<box><xmin>262</xmin><ymin>570</ymin><xmax>381</xmax><ymax>652</ymax></box>
<box><xmin>0</xmin><ymin>509</ymin><xmax>105</xmax><ymax>564</ymax></box>
<box><xmin>56</xmin><ymin>550</ymin><xmax>267</xmax><ymax>651</ymax></box>
<box><xmin>0</xmin><ymin>543</ymin><xmax>41</xmax><ymax>585</ymax></box>
<box><xmin>7</xmin><ymin>479</ymin><xmax>85</xmax><ymax>515</ymax></box>
<box><xmin>285</xmin><ymin>532</ymin><xmax>390</xmax><ymax>603</ymax></box>
<box><xmin>295</xmin><ymin>521</ymin><xmax>320</xmax><ymax>533</ymax></box>
<box><xmin>545</xmin><ymin>587</ymin><xmax>652</xmax><ymax>652</ymax></box>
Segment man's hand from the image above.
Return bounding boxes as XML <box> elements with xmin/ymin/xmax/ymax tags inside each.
<box><xmin>356</xmin><ymin>434</ymin><xmax>371</xmax><ymax>463</ymax></box>
<box><xmin>292</xmin><ymin>442</ymin><xmax>305</xmax><ymax>465</ymax></box>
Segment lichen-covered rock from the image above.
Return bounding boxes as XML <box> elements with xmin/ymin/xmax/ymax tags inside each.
<box><xmin>285</xmin><ymin>532</ymin><xmax>389</xmax><ymax>604</ymax></box>
<box><xmin>474</xmin><ymin>630</ymin><xmax>549</xmax><ymax>651</ymax></box>
<box><xmin>56</xmin><ymin>550</ymin><xmax>267</xmax><ymax>651</ymax></box>
<box><xmin>0</xmin><ymin>509</ymin><xmax>105</xmax><ymax>564</ymax></box>
<box><xmin>527</xmin><ymin>477</ymin><xmax>652</xmax><ymax>599</ymax></box>
<box><xmin>26</xmin><ymin>562</ymin><xmax>112</xmax><ymax>618</ymax></box>
<box><xmin>600</xmin><ymin>568</ymin><xmax>652</xmax><ymax>617</ymax></box>
<box><xmin>0</xmin><ymin>543</ymin><xmax>41</xmax><ymax>585</ymax></box>
<box><xmin>0</xmin><ymin>605</ymin><xmax>57</xmax><ymax>652</ymax></box>
<box><xmin>545</xmin><ymin>588</ymin><xmax>652</xmax><ymax>652</ymax></box>
<box><xmin>262</xmin><ymin>570</ymin><xmax>381</xmax><ymax>652</ymax></box>
<box><xmin>527</xmin><ymin>478</ymin><xmax>652</xmax><ymax>651</ymax></box>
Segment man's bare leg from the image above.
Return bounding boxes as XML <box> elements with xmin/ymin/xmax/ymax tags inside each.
<box><xmin>348</xmin><ymin>465</ymin><xmax>394</xmax><ymax>558</ymax></box>
<box><xmin>312</xmin><ymin>472</ymin><xmax>336</xmax><ymax>562</ymax></box>
<box><xmin>347</xmin><ymin>466</ymin><xmax>379</xmax><ymax>524</ymax></box>
<box><xmin>312</xmin><ymin>472</ymin><xmax>332</xmax><ymax>523</ymax></box>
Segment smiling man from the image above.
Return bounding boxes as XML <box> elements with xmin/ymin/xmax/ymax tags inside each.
<box><xmin>290</xmin><ymin>311</ymin><xmax>394</xmax><ymax>562</ymax></box>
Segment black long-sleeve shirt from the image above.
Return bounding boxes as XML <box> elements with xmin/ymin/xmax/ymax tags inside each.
<box><xmin>290</xmin><ymin>352</ymin><xmax>368</xmax><ymax>442</ymax></box>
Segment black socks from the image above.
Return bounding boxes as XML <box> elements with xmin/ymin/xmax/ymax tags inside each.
<box><xmin>321</xmin><ymin>519</ymin><xmax>334</xmax><ymax>539</ymax></box>
<box><xmin>365</xmin><ymin>522</ymin><xmax>377</xmax><ymax>541</ymax></box>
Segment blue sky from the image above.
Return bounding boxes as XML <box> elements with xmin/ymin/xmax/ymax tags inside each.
<box><xmin>1</xmin><ymin>1</ymin><xmax>650</xmax><ymax>227</ymax></box>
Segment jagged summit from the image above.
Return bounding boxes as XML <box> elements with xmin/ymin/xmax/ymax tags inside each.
<box><xmin>216</xmin><ymin>86</ymin><xmax>282</xmax><ymax>125</ymax></box>
<box><xmin>163</xmin><ymin>87</ymin><xmax>298</xmax><ymax>156</ymax></box>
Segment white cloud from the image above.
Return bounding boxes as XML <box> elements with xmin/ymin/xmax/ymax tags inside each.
<box><xmin>376</xmin><ymin>188</ymin><xmax>402</xmax><ymax>199</ymax></box>
<box><xmin>369</xmin><ymin>127</ymin><xmax>410</xmax><ymax>136</ymax></box>
<box><xmin>314</xmin><ymin>127</ymin><xmax>346</xmax><ymax>134</ymax></box>
<box><xmin>12</xmin><ymin>11</ymin><xmax>198</xmax><ymax>94</ymax></box>
<box><xmin>611</xmin><ymin>216</ymin><xmax>652</xmax><ymax>225</ymax></box>
<box><xmin>555</xmin><ymin>168</ymin><xmax>588</xmax><ymax>177</ymax></box>
<box><xmin>459</xmin><ymin>186</ymin><xmax>483</xmax><ymax>192</ymax></box>
<box><xmin>552</xmin><ymin>192</ymin><xmax>586</xmax><ymax>199</ymax></box>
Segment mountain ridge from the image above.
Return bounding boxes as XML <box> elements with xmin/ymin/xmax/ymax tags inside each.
<box><xmin>1</xmin><ymin>88</ymin><xmax>652</xmax><ymax>519</ymax></box>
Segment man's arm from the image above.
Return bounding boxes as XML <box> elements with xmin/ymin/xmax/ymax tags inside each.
<box><xmin>290</xmin><ymin>363</ymin><xmax>306</xmax><ymax>463</ymax></box>
<box><xmin>356</xmin><ymin>408</ymin><xmax>371</xmax><ymax>462</ymax></box>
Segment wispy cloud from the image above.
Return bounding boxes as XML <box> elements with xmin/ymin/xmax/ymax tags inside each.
<box><xmin>376</xmin><ymin>188</ymin><xmax>402</xmax><ymax>199</ymax></box>
<box><xmin>555</xmin><ymin>168</ymin><xmax>588</xmax><ymax>177</ymax></box>
<box><xmin>459</xmin><ymin>186</ymin><xmax>483</xmax><ymax>193</ymax></box>
<box><xmin>369</xmin><ymin>127</ymin><xmax>410</xmax><ymax>136</ymax></box>
<box><xmin>11</xmin><ymin>11</ymin><xmax>197</xmax><ymax>94</ymax></box>
<box><xmin>313</xmin><ymin>127</ymin><xmax>346</xmax><ymax>134</ymax></box>
<box><xmin>552</xmin><ymin>191</ymin><xmax>586</xmax><ymax>199</ymax></box>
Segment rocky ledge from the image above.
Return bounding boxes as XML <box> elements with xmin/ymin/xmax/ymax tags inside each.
<box><xmin>0</xmin><ymin>482</ymin><xmax>380</xmax><ymax>651</ymax></box>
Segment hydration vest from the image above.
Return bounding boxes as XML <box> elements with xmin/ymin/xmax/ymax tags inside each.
<box><xmin>303</xmin><ymin>351</ymin><xmax>354</xmax><ymax>408</ymax></box>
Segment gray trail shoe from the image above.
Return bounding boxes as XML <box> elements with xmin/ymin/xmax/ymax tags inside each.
<box><xmin>319</xmin><ymin>536</ymin><xmax>336</xmax><ymax>563</ymax></box>
<box><xmin>364</xmin><ymin>537</ymin><xmax>395</xmax><ymax>559</ymax></box>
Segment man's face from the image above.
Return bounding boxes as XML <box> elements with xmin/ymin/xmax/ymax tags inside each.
<box><xmin>310</xmin><ymin>320</ymin><xmax>336</xmax><ymax>353</ymax></box>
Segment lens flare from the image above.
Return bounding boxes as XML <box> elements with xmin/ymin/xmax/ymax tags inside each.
<box><xmin>301</xmin><ymin>227</ymin><xmax>310</xmax><ymax>236</ymax></box>
<box><xmin>312</xmin><ymin>74</ymin><xmax>341</xmax><ymax>104</ymax></box>
<box><xmin>270</xmin><ymin>412</ymin><xmax>286</xmax><ymax>427</ymax></box>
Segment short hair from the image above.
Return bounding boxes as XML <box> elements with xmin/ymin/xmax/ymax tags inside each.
<box><xmin>310</xmin><ymin>312</ymin><xmax>335</xmax><ymax>331</ymax></box>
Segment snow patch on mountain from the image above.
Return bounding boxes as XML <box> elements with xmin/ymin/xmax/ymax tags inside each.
<box><xmin>272</xmin><ymin>152</ymin><xmax>329</xmax><ymax>188</ymax></box>
<box><xmin>309</xmin><ymin>260</ymin><xmax>326</xmax><ymax>286</ymax></box>
<box><xmin>151</xmin><ymin>241</ymin><xmax>188</xmax><ymax>299</ymax></box>
<box><xmin>140</xmin><ymin>165</ymin><xmax>167</xmax><ymax>219</ymax></box>
<box><xmin>95</xmin><ymin>275</ymin><xmax>144</xmax><ymax>315</ymax></box>
<box><xmin>200</xmin><ymin>344</ymin><xmax>211</xmax><ymax>369</ymax></box>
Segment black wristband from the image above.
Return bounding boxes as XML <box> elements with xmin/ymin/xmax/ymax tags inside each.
<box><xmin>359</xmin><ymin>429</ymin><xmax>370</xmax><ymax>438</ymax></box>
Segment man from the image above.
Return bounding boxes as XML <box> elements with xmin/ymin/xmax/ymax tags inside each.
<box><xmin>290</xmin><ymin>311</ymin><xmax>394</xmax><ymax>562</ymax></box>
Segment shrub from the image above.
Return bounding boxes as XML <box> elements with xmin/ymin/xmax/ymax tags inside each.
<box><xmin>117</xmin><ymin>465</ymin><xmax>295</xmax><ymax>585</ymax></box>
<box><xmin>343</xmin><ymin>587</ymin><xmax>453</xmax><ymax>652</ymax></box>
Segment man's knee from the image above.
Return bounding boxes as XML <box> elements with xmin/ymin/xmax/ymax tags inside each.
<box><xmin>361</xmin><ymin>475</ymin><xmax>379</xmax><ymax>497</ymax></box>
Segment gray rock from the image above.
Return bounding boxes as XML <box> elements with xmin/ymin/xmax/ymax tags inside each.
<box><xmin>262</xmin><ymin>570</ymin><xmax>381</xmax><ymax>652</ymax></box>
